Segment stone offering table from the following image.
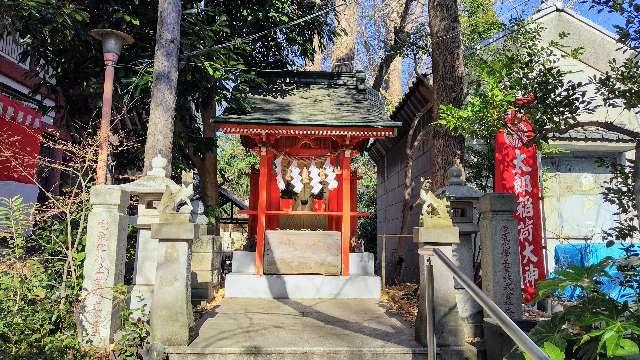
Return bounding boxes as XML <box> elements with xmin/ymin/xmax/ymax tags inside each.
<box><xmin>264</xmin><ymin>230</ymin><xmax>341</xmax><ymax>275</ymax></box>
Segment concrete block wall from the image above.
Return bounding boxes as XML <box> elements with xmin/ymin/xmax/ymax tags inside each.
<box><xmin>375</xmin><ymin>137</ymin><xmax>432</xmax><ymax>284</ymax></box>
<box><xmin>191</xmin><ymin>234</ymin><xmax>222</xmax><ymax>305</ymax></box>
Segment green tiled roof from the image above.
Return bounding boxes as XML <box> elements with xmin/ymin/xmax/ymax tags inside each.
<box><xmin>218</xmin><ymin>71</ymin><xmax>400</xmax><ymax>128</ymax></box>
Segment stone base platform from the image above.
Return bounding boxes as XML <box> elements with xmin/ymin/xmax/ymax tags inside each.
<box><xmin>166</xmin><ymin>298</ymin><xmax>427</xmax><ymax>360</ymax></box>
<box><xmin>224</xmin><ymin>274</ymin><xmax>381</xmax><ymax>299</ymax></box>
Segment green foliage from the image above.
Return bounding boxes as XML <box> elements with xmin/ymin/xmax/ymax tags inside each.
<box><xmin>459</xmin><ymin>0</ymin><xmax>504</xmax><ymax>48</ymax></box>
<box><xmin>596</xmin><ymin>158</ymin><xmax>639</xmax><ymax>246</ymax></box>
<box><xmin>508</xmin><ymin>256</ymin><xmax>640</xmax><ymax>359</ymax></box>
<box><xmin>110</xmin><ymin>285</ymin><xmax>151</xmax><ymax>360</ymax></box>
<box><xmin>0</xmin><ymin>0</ymin><xmax>335</xmax><ymax>186</ymax></box>
<box><xmin>217</xmin><ymin>134</ymin><xmax>259</xmax><ymax>199</ymax></box>
<box><xmin>0</xmin><ymin>259</ymin><xmax>85</xmax><ymax>359</ymax></box>
<box><xmin>589</xmin><ymin>0</ymin><xmax>640</xmax><ymax>50</ymax></box>
<box><xmin>596</xmin><ymin>57</ymin><xmax>640</xmax><ymax>111</ymax></box>
<box><xmin>354</xmin><ymin>154</ymin><xmax>377</xmax><ymax>254</ymax></box>
<box><xmin>0</xmin><ymin>197</ymin><xmax>86</xmax><ymax>359</ymax></box>
<box><xmin>0</xmin><ymin>196</ymin><xmax>33</xmax><ymax>258</ymax></box>
<box><xmin>280</xmin><ymin>182</ymin><xmax>297</xmax><ymax>199</ymax></box>
<box><xmin>463</xmin><ymin>142</ymin><xmax>494</xmax><ymax>192</ymax></box>
<box><xmin>0</xmin><ymin>193</ymin><xmax>150</xmax><ymax>359</ymax></box>
<box><xmin>438</xmin><ymin>21</ymin><xmax>596</xmax><ymax>189</ymax></box>
<box><xmin>439</xmin><ymin>21</ymin><xmax>594</xmax><ymax>146</ymax></box>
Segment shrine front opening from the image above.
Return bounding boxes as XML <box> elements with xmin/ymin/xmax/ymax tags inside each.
<box><xmin>217</xmin><ymin>71</ymin><xmax>400</xmax><ymax>299</ymax></box>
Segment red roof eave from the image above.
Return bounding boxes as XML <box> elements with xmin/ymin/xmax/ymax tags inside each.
<box><xmin>216</xmin><ymin>123</ymin><xmax>397</xmax><ymax>139</ymax></box>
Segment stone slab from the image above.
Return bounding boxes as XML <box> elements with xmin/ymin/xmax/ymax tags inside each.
<box><xmin>479</xmin><ymin>193</ymin><xmax>516</xmax><ymax>213</ymax></box>
<box><xmin>192</xmin><ymin>270</ymin><xmax>216</xmax><ymax>286</ymax></box>
<box><xmin>349</xmin><ymin>252</ymin><xmax>375</xmax><ymax>275</ymax></box>
<box><xmin>152</xmin><ymin>222</ymin><xmax>199</xmax><ymax>240</ymax></box>
<box><xmin>166</xmin><ymin>298</ymin><xmax>428</xmax><ymax>360</ymax></box>
<box><xmin>151</xmin><ymin>239</ymin><xmax>193</xmax><ymax>345</ymax></box>
<box><xmin>413</xmin><ymin>226</ymin><xmax>459</xmax><ymax>244</ymax></box>
<box><xmin>89</xmin><ymin>185</ymin><xmax>129</xmax><ymax>206</ymax></box>
<box><xmin>231</xmin><ymin>251</ymin><xmax>256</xmax><ymax>274</ymax></box>
<box><xmin>264</xmin><ymin>230</ymin><xmax>341</xmax><ymax>275</ymax></box>
<box><xmin>193</xmin><ymin>235</ymin><xmax>220</xmax><ymax>253</ymax></box>
<box><xmin>224</xmin><ymin>274</ymin><xmax>381</xmax><ymax>299</ymax></box>
<box><xmin>192</xmin><ymin>252</ymin><xmax>214</xmax><ymax>271</ymax></box>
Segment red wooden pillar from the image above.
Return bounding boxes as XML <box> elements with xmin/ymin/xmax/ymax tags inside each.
<box><xmin>341</xmin><ymin>150</ymin><xmax>351</xmax><ymax>276</ymax></box>
<box><xmin>256</xmin><ymin>146</ymin><xmax>268</xmax><ymax>275</ymax></box>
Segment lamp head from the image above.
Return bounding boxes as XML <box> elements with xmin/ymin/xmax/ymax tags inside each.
<box><xmin>89</xmin><ymin>29</ymin><xmax>134</xmax><ymax>56</ymax></box>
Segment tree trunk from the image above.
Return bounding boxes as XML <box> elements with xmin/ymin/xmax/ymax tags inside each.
<box><xmin>428</xmin><ymin>0</ymin><xmax>466</xmax><ymax>189</ymax></box>
<box><xmin>371</xmin><ymin>0</ymin><xmax>421</xmax><ymax>92</ymax></box>
<box><xmin>200</xmin><ymin>99</ymin><xmax>219</xmax><ymax>235</ymax></box>
<box><xmin>331</xmin><ymin>0</ymin><xmax>358</xmax><ymax>72</ymax></box>
<box><xmin>143</xmin><ymin>0</ymin><xmax>182</xmax><ymax>175</ymax></box>
<box><xmin>381</xmin><ymin>57</ymin><xmax>403</xmax><ymax>103</ymax></box>
<box><xmin>305</xmin><ymin>36</ymin><xmax>324</xmax><ymax>71</ymax></box>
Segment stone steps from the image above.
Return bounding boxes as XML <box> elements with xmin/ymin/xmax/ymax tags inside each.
<box><xmin>165</xmin><ymin>299</ymin><xmax>436</xmax><ymax>360</ymax></box>
<box><xmin>166</xmin><ymin>347</ymin><xmax>428</xmax><ymax>360</ymax></box>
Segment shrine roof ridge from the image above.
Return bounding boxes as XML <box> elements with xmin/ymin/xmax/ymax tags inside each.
<box><xmin>218</xmin><ymin>70</ymin><xmax>400</xmax><ymax>129</ymax></box>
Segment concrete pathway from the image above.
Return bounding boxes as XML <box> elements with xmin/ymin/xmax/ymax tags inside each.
<box><xmin>166</xmin><ymin>298</ymin><xmax>426</xmax><ymax>360</ymax></box>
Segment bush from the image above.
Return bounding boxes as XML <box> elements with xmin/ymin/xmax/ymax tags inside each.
<box><xmin>508</xmin><ymin>256</ymin><xmax>640</xmax><ymax>359</ymax></box>
<box><xmin>0</xmin><ymin>258</ymin><xmax>84</xmax><ymax>359</ymax></box>
<box><xmin>0</xmin><ymin>196</ymin><xmax>150</xmax><ymax>360</ymax></box>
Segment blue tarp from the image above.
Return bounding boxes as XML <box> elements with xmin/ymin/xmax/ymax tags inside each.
<box><xmin>553</xmin><ymin>243</ymin><xmax>639</xmax><ymax>302</ymax></box>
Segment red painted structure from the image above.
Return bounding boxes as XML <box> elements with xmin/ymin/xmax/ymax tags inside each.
<box><xmin>220</xmin><ymin>124</ymin><xmax>396</xmax><ymax>276</ymax></box>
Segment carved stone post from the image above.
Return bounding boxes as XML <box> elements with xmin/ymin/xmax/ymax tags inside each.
<box><xmin>413</xmin><ymin>181</ymin><xmax>464</xmax><ymax>354</ymax></box>
<box><xmin>149</xmin><ymin>172</ymin><xmax>198</xmax><ymax>346</ymax></box>
<box><xmin>79</xmin><ymin>185</ymin><xmax>129</xmax><ymax>347</ymax></box>
<box><xmin>150</xmin><ymin>221</ymin><xmax>198</xmax><ymax>345</ymax></box>
<box><xmin>436</xmin><ymin>163</ymin><xmax>484</xmax><ymax>358</ymax></box>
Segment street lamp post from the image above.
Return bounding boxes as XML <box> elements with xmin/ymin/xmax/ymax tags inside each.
<box><xmin>90</xmin><ymin>29</ymin><xmax>134</xmax><ymax>185</ymax></box>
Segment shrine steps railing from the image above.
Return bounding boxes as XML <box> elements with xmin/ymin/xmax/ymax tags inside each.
<box><xmin>421</xmin><ymin>247</ymin><xmax>548</xmax><ymax>360</ymax></box>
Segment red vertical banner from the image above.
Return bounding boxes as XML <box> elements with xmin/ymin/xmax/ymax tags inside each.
<box><xmin>495</xmin><ymin>110</ymin><xmax>546</xmax><ymax>303</ymax></box>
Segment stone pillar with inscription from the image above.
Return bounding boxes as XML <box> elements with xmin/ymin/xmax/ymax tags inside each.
<box><xmin>79</xmin><ymin>185</ymin><xmax>130</xmax><ymax>347</ymax></box>
<box><xmin>479</xmin><ymin>193</ymin><xmax>522</xmax><ymax>319</ymax></box>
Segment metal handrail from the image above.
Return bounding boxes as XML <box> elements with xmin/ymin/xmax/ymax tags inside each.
<box><xmin>423</xmin><ymin>247</ymin><xmax>549</xmax><ymax>360</ymax></box>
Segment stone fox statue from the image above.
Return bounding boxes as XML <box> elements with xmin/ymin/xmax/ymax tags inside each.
<box><xmin>158</xmin><ymin>171</ymin><xmax>194</xmax><ymax>215</ymax></box>
<box><xmin>418</xmin><ymin>178</ymin><xmax>453</xmax><ymax>227</ymax></box>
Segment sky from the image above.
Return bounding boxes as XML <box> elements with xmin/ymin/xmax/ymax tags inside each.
<box><xmin>494</xmin><ymin>0</ymin><xmax>625</xmax><ymax>34</ymax></box>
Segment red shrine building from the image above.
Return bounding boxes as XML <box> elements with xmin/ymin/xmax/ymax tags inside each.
<box><xmin>0</xmin><ymin>34</ymin><xmax>60</xmax><ymax>205</ymax></box>
<box><xmin>217</xmin><ymin>71</ymin><xmax>399</xmax><ymax>298</ymax></box>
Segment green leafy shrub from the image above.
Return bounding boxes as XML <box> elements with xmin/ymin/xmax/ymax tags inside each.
<box><xmin>0</xmin><ymin>258</ymin><xmax>85</xmax><ymax>359</ymax></box>
<box><xmin>0</xmin><ymin>196</ymin><xmax>150</xmax><ymax>359</ymax></box>
<box><xmin>509</xmin><ymin>257</ymin><xmax>640</xmax><ymax>359</ymax></box>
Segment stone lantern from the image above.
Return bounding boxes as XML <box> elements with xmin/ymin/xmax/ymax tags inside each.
<box><xmin>122</xmin><ymin>155</ymin><xmax>179</xmax><ymax>317</ymax></box>
<box><xmin>435</xmin><ymin>162</ymin><xmax>483</xmax><ymax>229</ymax></box>
<box><xmin>435</xmin><ymin>162</ymin><xmax>484</xmax><ymax>346</ymax></box>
